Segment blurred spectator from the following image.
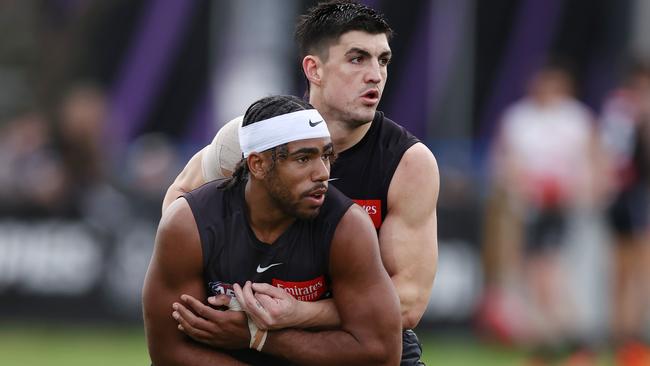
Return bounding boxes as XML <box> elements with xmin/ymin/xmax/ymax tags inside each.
<box><xmin>55</xmin><ymin>82</ymin><xmax>133</xmax><ymax>231</ymax></box>
<box><xmin>57</xmin><ymin>82</ymin><xmax>107</xmax><ymax>189</ymax></box>
<box><xmin>599</xmin><ymin>61</ymin><xmax>650</xmax><ymax>366</ymax></box>
<box><xmin>121</xmin><ymin>133</ymin><xmax>180</xmax><ymax>218</ymax></box>
<box><xmin>0</xmin><ymin>111</ymin><xmax>72</xmax><ymax>217</ymax></box>
<box><xmin>487</xmin><ymin>64</ymin><xmax>602</xmax><ymax>363</ymax></box>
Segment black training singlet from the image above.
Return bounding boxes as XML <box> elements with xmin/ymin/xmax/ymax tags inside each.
<box><xmin>183</xmin><ymin>181</ymin><xmax>353</xmax><ymax>365</ymax></box>
<box><xmin>330</xmin><ymin>111</ymin><xmax>424</xmax><ymax>366</ymax></box>
<box><xmin>330</xmin><ymin>111</ymin><xmax>420</xmax><ymax>230</ymax></box>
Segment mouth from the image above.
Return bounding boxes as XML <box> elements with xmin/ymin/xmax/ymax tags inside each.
<box><xmin>360</xmin><ymin>89</ymin><xmax>380</xmax><ymax>105</ymax></box>
<box><xmin>304</xmin><ymin>185</ymin><xmax>328</xmax><ymax>206</ymax></box>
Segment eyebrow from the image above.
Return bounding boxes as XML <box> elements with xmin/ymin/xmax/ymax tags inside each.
<box><xmin>345</xmin><ymin>47</ymin><xmax>392</xmax><ymax>59</ymax></box>
<box><xmin>289</xmin><ymin>143</ymin><xmax>334</xmax><ymax>156</ymax></box>
<box><xmin>288</xmin><ymin>147</ymin><xmax>321</xmax><ymax>156</ymax></box>
<box><xmin>380</xmin><ymin>50</ymin><xmax>393</xmax><ymax>59</ymax></box>
<box><xmin>345</xmin><ymin>47</ymin><xmax>372</xmax><ymax>58</ymax></box>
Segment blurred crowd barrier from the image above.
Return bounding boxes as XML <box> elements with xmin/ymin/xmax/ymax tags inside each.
<box><xmin>0</xmin><ymin>84</ymin><xmax>178</xmax><ymax>322</ymax></box>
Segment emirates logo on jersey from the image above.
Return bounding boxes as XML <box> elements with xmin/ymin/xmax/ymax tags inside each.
<box><xmin>353</xmin><ymin>199</ymin><xmax>382</xmax><ymax>229</ymax></box>
<box><xmin>272</xmin><ymin>276</ymin><xmax>327</xmax><ymax>302</ymax></box>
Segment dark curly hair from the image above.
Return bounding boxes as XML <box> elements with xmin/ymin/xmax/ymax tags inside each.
<box><xmin>220</xmin><ymin>95</ymin><xmax>314</xmax><ymax>189</ymax></box>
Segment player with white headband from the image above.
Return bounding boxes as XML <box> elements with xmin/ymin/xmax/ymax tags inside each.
<box><xmin>144</xmin><ymin>94</ymin><xmax>401</xmax><ymax>365</ymax></box>
<box><xmin>176</xmin><ymin>109</ymin><xmax>329</xmax><ymax>203</ymax></box>
<box><xmin>239</xmin><ymin>108</ymin><xmax>329</xmax><ymax>158</ymax></box>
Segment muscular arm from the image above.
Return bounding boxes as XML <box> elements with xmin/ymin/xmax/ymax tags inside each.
<box><xmin>246</xmin><ymin>205</ymin><xmax>402</xmax><ymax>365</ymax></box>
<box><xmin>143</xmin><ymin>198</ymin><xmax>246</xmax><ymax>365</ymax></box>
<box><xmin>162</xmin><ymin>149</ymin><xmax>207</xmax><ymax>213</ymax></box>
<box><xmin>379</xmin><ymin>142</ymin><xmax>439</xmax><ymax>329</ymax></box>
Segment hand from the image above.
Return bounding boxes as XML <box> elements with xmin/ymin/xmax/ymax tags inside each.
<box><xmin>233</xmin><ymin>281</ymin><xmax>304</xmax><ymax>330</ymax></box>
<box><xmin>172</xmin><ymin>294</ymin><xmax>250</xmax><ymax>349</ymax></box>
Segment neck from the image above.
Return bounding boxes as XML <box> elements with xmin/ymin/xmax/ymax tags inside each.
<box><xmin>309</xmin><ymin>94</ymin><xmax>373</xmax><ymax>153</ymax></box>
<box><xmin>325</xmin><ymin>118</ymin><xmax>372</xmax><ymax>153</ymax></box>
<box><xmin>244</xmin><ymin>181</ymin><xmax>295</xmax><ymax>244</ymax></box>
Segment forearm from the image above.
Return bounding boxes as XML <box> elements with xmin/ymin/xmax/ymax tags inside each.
<box><xmin>295</xmin><ymin>298</ymin><xmax>340</xmax><ymax>329</ymax></box>
<box><xmin>379</xmin><ymin>223</ymin><xmax>438</xmax><ymax>329</ymax></box>
<box><xmin>263</xmin><ymin>328</ymin><xmax>396</xmax><ymax>366</ymax></box>
<box><xmin>147</xmin><ymin>310</ymin><xmax>248</xmax><ymax>366</ymax></box>
<box><xmin>238</xmin><ymin>283</ymin><xmax>341</xmax><ymax>330</ymax></box>
<box><xmin>149</xmin><ymin>338</ymin><xmax>247</xmax><ymax>366</ymax></box>
<box><xmin>391</xmin><ymin>272</ymin><xmax>435</xmax><ymax>329</ymax></box>
<box><xmin>380</xmin><ymin>236</ymin><xmax>437</xmax><ymax>329</ymax></box>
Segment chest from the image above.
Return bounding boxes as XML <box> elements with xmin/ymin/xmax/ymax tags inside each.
<box><xmin>203</xmin><ymin>218</ymin><xmax>330</xmax><ymax>302</ymax></box>
<box><xmin>331</xmin><ymin>149</ymin><xmax>388</xmax><ymax>229</ymax></box>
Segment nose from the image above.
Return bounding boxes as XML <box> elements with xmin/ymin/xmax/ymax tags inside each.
<box><xmin>365</xmin><ymin>59</ymin><xmax>382</xmax><ymax>84</ymax></box>
<box><xmin>312</xmin><ymin>157</ymin><xmax>330</xmax><ymax>182</ymax></box>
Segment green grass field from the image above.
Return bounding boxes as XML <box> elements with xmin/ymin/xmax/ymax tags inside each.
<box><xmin>0</xmin><ymin>324</ymin><xmax>613</xmax><ymax>365</ymax></box>
<box><xmin>0</xmin><ymin>324</ymin><xmax>148</xmax><ymax>366</ymax></box>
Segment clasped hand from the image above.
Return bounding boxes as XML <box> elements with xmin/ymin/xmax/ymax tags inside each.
<box><xmin>172</xmin><ymin>281</ymin><xmax>303</xmax><ymax>349</ymax></box>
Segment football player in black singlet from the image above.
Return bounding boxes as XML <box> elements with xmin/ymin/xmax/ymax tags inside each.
<box><xmin>144</xmin><ymin>95</ymin><xmax>401</xmax><ymax>365</ymax></box>
<box><xmin>163</xmin><ymin>2</ymin><xmax>439</xmax><ymax>365</ymax></box>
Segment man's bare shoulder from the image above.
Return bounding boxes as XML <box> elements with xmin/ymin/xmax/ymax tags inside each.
<box><xmin>387</xmin><ymin>142</ymin><xmax>439</xmax><ymax>216</ymax></box>
<box><xmin>158</xmin><ymin>198</ymin><xmax>198</xmax><ymax>247</ymax></box>
<box><xmin>334</xmin><ymin>204</ymin><xmax>379</xmax><ymax>246</ymax></box>
<box><xmin>399</xmin><ymin>142</ymin><xmax>439</xmax><ymax>179</ymax></box>
<box><xmin>151</xmin><ymin>197</ymin><xmax>203</xmax><ymax>284</ymax></box>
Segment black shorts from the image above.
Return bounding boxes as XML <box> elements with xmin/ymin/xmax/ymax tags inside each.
<box><xmin>401</xmin><ymin>329</ymin><xmax>426</xmax><ymax>365</ymax></box>
<box><xmin>607</xmin><ymin>185</ymin><xmax>649</xmax><ymax>236</ymax></box>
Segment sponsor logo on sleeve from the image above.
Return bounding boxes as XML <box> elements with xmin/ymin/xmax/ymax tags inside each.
<box><xmin>353</xmin><ymin>199</ymin><xmax>382</xmax><ymax>229</ymax></box>
<box><xmin>208</xmin><ymin>281</ymin><xmax>235</xmax><ymax>297</ymax></box>
<box><xmin>272</xmin><ymin>275</ymin><xmax>327</xmax><ymax>302</ymax></box>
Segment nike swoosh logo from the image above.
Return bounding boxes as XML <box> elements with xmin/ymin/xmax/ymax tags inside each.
<box><xmin>327</xmin><ymin>178</ymin><xmax>340</xmax><ymax>182</ymax></box>
<box><xmin>309</xmin><ymin>119</ymin><xmax>324</xmax><ymax>127</ymax></box>
<box><xmin>256</xmin><ymin>263</ymin><xmax>283</xmax><ymax>273</ymax></box>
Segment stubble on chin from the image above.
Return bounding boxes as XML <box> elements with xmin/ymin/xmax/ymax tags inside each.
<box><xmin>298</xmin><ymin>207</ymin><xmax>321</xmax><ymax>221</ymax></box>
<box><xmin>337</xmin><ymin>102</ymin><xmax>370</xmax><ymax>125</ymax></box>
<box><xmin>344</xmin><ymin>110</ymin><xmax>375</xmax><ymax>129</ymax></box>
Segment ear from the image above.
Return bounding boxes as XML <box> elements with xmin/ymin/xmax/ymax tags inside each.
<box><xmin>302</xmin><ymin>55</ymin><xmax>322</xmax><ymax>87</ymax></box>
<box><xmin>246</xmin><ymin>152</ymin><xmax>269</xmax><ymax>179</ymax></box>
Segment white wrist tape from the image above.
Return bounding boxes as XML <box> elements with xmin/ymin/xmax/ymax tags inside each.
<box><xmin>247</xmin><ymin>318</ymin><xmax>268</xmax><ymax>351</ymax></box>
<box><xmin>228</xmin><ymin>296</ymin><xmax>242</xmax><ymax>311</ymax></box>
<box><xmin>239</xmin><ymin>109</ymin><xmax>329</xmax><ymax>158</ymax></box>
<box><xmin>228</xmin><ymin>297</ymin><xmax>268</xmax><ymax>351</ymax></box>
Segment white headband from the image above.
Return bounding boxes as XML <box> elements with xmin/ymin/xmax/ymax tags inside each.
<box><xmin>239</xmin><ymin>109</ymin><xmax>330</xmax><ymax>158</ymax></box>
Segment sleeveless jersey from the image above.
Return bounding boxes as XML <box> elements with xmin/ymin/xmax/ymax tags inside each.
<box><xmin>183</xmin><ymin>181</ymin><xmax>352</xmax><ymax>365</ymax></box>
<box><xmin>330</xmin><ymin>111</ymin><xmax>420</xmax><ymax>229</ymax></box>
